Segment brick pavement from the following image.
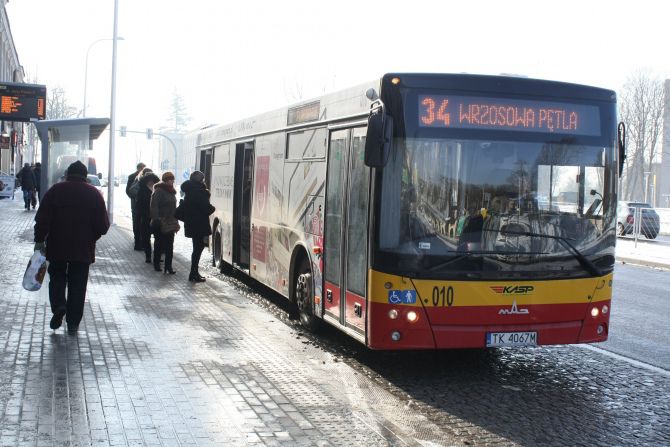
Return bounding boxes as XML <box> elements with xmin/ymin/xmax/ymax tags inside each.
<box><xmin>0</xmin><ymin>197</ymin><xmax>470</xmax><ymax>446</ymax></box>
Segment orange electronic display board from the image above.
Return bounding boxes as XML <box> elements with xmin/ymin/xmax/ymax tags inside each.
<box><xmin>0</xmin><ymin>82</ymin><xmax>47</xmax><ymax>122</ymax></box>
<box><xmin>418</xmin><ymin>94</ymin><xmax>601</xmax><ymax>136</ymax></box>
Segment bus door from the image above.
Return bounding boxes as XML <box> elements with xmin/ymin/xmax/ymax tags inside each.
<box><xmin>324</xmin><ymin>127</ymin><xmax>369</xmax><ymax>336</ymax></box>
<box><xmin>199</xmin><ymin>148</ymin><xmax>213</xmax><ymax>189</ymax></box>
<box><xmin>233</xmin><ymin>142</ymin><xmax>254</xmax><ymax>270</ymax></box>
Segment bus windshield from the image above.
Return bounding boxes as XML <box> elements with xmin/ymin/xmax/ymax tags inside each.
<box><xmin>376</xmin><ymin>136</ymin><xmax>616</xmax><ymax>279</ymax></box>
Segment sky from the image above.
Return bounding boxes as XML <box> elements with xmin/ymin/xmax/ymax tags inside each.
<box><xmin>5</xmin><ymin>0</ymin><xmax>670</xmax><ymax>173</ymax></box>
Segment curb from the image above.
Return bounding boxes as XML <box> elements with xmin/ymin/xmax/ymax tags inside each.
<box><xmin>616</xmin><ymin>256</ymin><xmax>670</xmax><ymax>271</ymax></box>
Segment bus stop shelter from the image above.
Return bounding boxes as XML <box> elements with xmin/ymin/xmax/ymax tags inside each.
<box><xmin>34</xmin><ymin>118</ymin><xmax>109</xmax><ymax>199</ymax></box>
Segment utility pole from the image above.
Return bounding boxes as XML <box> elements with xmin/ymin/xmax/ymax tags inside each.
<box><xmin>107</xmin><ymin>0</ymin><xmax>120</xmax><ymax>224</ymax></box>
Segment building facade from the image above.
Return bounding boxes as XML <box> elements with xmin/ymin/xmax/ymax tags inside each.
<box><xmin>0</xmin><ymin>0</ymin><xmax>25</xmax><ymax>174</ymax></box>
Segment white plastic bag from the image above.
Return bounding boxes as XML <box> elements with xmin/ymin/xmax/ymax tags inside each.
<box><xmin>22</xmin><ymin>251</ymin><xmax>48</xmax><ymax>292</ymax></box>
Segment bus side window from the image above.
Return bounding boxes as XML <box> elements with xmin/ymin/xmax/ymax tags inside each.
<box><xmin>287</xmin><ymin>128</ymin><xmax>327</xmax><ymax>159</ymax></box>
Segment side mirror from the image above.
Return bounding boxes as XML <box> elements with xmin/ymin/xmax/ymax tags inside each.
<box><xmin>98</xmin><ymin>172</ymin><xmax>103</xmax><ymax>179</ymax></box>
<box><xmin>364</xmin><ymin>111</ymin><xmax>393</xmax><ymax>168</ymax></box>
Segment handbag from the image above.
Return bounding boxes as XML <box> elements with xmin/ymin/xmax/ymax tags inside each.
<box><xmin>22</xmin><ymin>251</ymin><xmax>48</xmax><ymax>291</ymax></box>
<box><xmin>174</xmin><ymin>199</ymin><xmax>185</xmax><ymax>221</ymax></box>
<box><xmin>128</xmin><ymin>180</ymin><xmax>140</xmax><ymax>199</ymax></box>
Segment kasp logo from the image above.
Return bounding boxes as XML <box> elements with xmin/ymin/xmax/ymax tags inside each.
<box><xmin>490</xmin><ymin>285</ymin><xmax>535</xmax><ymax>295</ymax></box>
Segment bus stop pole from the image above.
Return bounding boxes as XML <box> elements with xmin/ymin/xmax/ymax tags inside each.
<box><xmin>107</xmin><ymin>0</ymin><xmax>120</xmax><ymax>224</ymax></box>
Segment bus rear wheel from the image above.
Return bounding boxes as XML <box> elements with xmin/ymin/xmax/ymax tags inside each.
<box><xmin>294</xmin><ymin>259</ymin><xmax>320</xmax><ymax>332</ymax></box>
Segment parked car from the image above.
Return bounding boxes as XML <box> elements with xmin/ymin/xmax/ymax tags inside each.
<box><xmin>87</xmin><ymin>174</ymin><xmax>104</xmax><ymax>195</ymax></box>
<box><xmin>617</xmin><ymin>201</ymin><xmax>660</xmax><ymax>239</ymax></box>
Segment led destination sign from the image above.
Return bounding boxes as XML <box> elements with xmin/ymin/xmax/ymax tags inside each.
<box><xmin>0</xmin><ymin>83</ymin><xmax>46</xmax><ymax>122</ymax></box>
<box><xmin>418</xmin><ymin>94</ymin><xmax>601</xmax><ymax>136</ymax></box>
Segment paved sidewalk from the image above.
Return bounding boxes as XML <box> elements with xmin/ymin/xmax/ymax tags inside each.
<box><xmin>616</xmin><ymin>237</ymin><xmax>670</xmax><ymax>270</ymax></box>
<box><xmin>0</xmin><ymin>198</ymin><xmax>425</xmax><ymax>446</ymax></box>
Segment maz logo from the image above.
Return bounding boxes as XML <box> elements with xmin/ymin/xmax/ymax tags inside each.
<box><xmin>490</xmin><ymin>285</ymin><xmax>535</xmax><ymax>295</ymax></box>
<box><xmin>499</xmin><ymin>300</ymin><xmax>530</xmax><ymax>315</ymax></box>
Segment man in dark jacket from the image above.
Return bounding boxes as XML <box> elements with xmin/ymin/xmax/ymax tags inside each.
<box><xmin>181</xmin><ymin>171</ymin><xmax>215</xmax><ymax>282</ymax></box>
<box><xmin>34</xmin><ymin>160</ymin><xmax>110</xmax><ymax>334</ymax></box>
<box><xmin>16</xmin><ymin>162</ymin><xmax>37</xmax><ymax>210</ymax></box>
<box><xmin>136</xmin><ymin>171</ymin><xmax>159</xmax><ymax>264</ymax></box>
<box><xmin>126</xmin><ymin>162</ymin><xmax>145</xmax><ymax>250</ymax></box>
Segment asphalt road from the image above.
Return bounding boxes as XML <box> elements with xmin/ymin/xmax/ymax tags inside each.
<box><xmin>599</xmin><ymin>263</ymin><xmax>670</xmax><ymax>371</ymax></box>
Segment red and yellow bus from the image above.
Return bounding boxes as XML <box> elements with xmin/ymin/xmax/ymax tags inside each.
<box><xmin>196</xmin><ymin>73</ymin><xmax>624</xmax><ymax>349</ymax></box>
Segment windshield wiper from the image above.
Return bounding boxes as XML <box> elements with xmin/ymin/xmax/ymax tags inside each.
<box><xmin>483</xmin><ymin>229</ymin><xmax>603</xmax><ymax>277</ymax></box>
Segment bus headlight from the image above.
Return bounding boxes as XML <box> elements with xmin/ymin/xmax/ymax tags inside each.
<box><xmin>591</xmin><ymin>307</ymin><xmax>599</xmax><ymax>318</ymax></box>
<box><xmin>391</xmin><ymin>331</ymin><xmax>401</xmax><ymax>341</ymax></box>
<box><xmin>388</xmin><ymin>309</ymin><xmax>399</xmax><ymax>320</ymax></box>
<box><xmin>406</xmin><ymin>311</ymin><xmax>418</xmax><ymax>323</ymax></box>
<box><xmin>601</xmin><ymin>305</ymin><xmax>609</xmax><ymax>314</ymax></box>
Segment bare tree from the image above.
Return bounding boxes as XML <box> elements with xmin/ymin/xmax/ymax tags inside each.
<box><xmin>619</xmin><ymin>71</ymin><xmax>665</xmax><ymax>201</ymax></box>
<box><xmin>166</xmin><ymin>89</ymin><xmax>190</xmax><ymax>132</ymax></box>
<box><xmin>283</xmin><ymin>78</ymin><xmax>305</xmax><ymax>102</ymax></box>
<box><xmin>46</xmin><ymin>87</ymin><xmax>79</xmax><ymax>120</ymax></box>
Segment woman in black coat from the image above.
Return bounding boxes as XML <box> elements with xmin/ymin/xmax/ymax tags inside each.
<box><xmin>136</xmin><ymin>171</ymin><xmax>160</xmax><ymax>263</ymax></box>
<box><xmin>180</xmin><ymin>171</ymin><xmax>215</xmax><ymax>282</ymax></box>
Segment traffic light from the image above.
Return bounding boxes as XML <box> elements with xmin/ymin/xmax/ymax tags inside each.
<box><xmin>146</xmin><ymin>128</ymin><xmax>153</xmax><ymax>139</ymax></box>
<box><xmin>119</xmin><ymin>126</ymin><xmax>127</xmax><ymax>137</ymax></box>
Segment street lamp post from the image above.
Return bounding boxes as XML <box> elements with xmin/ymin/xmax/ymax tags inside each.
<box><xmin>644</xmin><ymin>171</ymin><xmax>651</xmax><ymax>204</ymax></box>
<box><xmin>107</xmin><ymin>0</ymin><xmax>120</xmax><ymax>224</ymax></box>
<box><xmin>83</xmin><ymin>37</ymin><xmax>124</xmax><ymax>117</ymax></box>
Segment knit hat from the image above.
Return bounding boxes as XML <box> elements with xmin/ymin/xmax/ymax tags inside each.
<box><xmin>190</xmin><ymin>170</ymin><xmax>205</xmax><ymax>182</ymax></box>
<box><xmin>162</xmin><ymin>171</ymin><xmax>175</xmax><ymax>182</ymax></box>
<box><xmin>66</xmin><ymin>160</ymin><xmax>88</xmax><ymax>180</ymax></box>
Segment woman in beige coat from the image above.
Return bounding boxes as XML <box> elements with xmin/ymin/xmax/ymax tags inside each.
<box><xmin>150</xmin><ymin>171</ymin><xmax>180</xmax><ymax>273</ymax></box>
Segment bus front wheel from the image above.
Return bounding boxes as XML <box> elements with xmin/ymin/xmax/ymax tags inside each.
<box><xmin>294</xmin><ymin>259</ymin><xmax>320</xmax><ymax>332</ymax></box>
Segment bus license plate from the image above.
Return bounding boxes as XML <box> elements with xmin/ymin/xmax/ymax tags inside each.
<box><xmin>486</xmin><ymin>331</ymin><xmax>537</xmax><ymax>347</ymax></box>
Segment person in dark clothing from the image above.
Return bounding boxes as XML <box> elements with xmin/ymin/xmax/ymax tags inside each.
<box><xmin>458</xmin><ymin>207</ymin><xmax>485</xmax><ymax>251</ymax></box>
<box><xmin>180</xmin><ymin>171</ymin><xmax>215</xmax><ymax>282</ymax></box>
<box><xmin>34</xmin><ymin>160</ymin><xmax>110</xmax><ymax>334</ymax></box>
<box><xmin>126</xmin><ymin>162</ymin><xmax>146</xmax><ymax>250</ymax></box>
<box><xmin>16</xmin><ymin>163</ymin><xmax>37</xmax><ymax>210</ymax></box>
<box><xmin>150</xmin><ymin>171</ymin><xmax>180</xmax><ymax>274</ymax></box>
<box><xmin>136</xmin><ymin>170</ymin><xmax>160</xmax><ymax>264</ymax></box>
<box><xmin>32</xmin><ymin>162</ymin><xmax>41</xmax><ymax>207</ymax></box>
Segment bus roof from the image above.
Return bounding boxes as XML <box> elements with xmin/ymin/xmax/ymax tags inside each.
<box><xmin>195</xmin><ymin>73</ymin><xmax>616</xmax><ymax>148</ymax></box>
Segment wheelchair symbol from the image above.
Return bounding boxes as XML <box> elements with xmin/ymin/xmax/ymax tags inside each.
<box><xmin>388</xmin><ymin>290</ymin><xmax>402</xmax><ymax>304</ymax></box>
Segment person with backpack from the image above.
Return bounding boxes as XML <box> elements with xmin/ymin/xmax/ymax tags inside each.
<box><xmin>126</xmin><ymin>162</ymin><xmax>146</xmax><ymax>250</ymax></box>
<box><xmin>16</xmin><ymin>163</ymin><xmax>37</xmax><ymax>210</ymax></box>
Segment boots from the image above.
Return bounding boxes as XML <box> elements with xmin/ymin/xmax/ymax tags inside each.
<box><xmin>189</xmin><ymin>269</ymin><xmax>205</xmax><ymax>282</ymax></box>
<box><xmin>164</xmin><ymin>252</ymin><xmax>176</xmax><ymax>274</ymax></box>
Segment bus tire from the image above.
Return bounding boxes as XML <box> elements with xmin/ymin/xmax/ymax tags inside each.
<box><xmin>294</xmin><ymin>259</ymin><xmax>320</xmax><ymax>332</ymax></box>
